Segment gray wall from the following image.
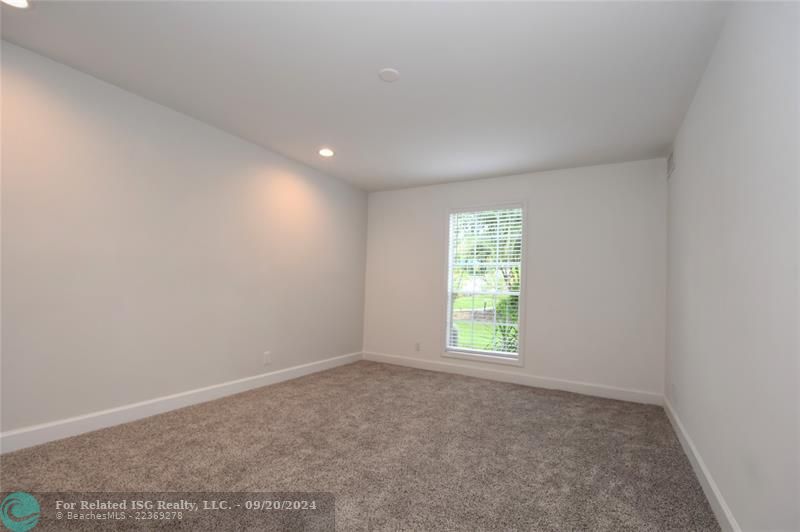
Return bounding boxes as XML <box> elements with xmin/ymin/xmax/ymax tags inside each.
<box><xmin>364</xmin><ymin>159</ymin><xmax>667</xmax><ymax>398</ymax></box>
<box><xmin>667</xmin><ymin>4</ymin><xmax>799</xmax><ymax>530</ymax></box>
<box><xmin>1</xmin><ymin>44</ymin><xmax>367</xmax><ymax>431</ymax></box>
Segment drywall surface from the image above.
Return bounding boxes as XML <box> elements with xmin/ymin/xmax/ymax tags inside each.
<box><xmin>666</xmin><ymin>4</ymin><xmax>799</xmax><ymax>530</ymax></box>
<box><xmin>1</xmin><ymin>43</ymin><xmax>367</xmax><ymax>431</ymax></box>
<box><xmin>364</xmin><ymin>159</ymin><xmax>667</xmax><ymax>398</ymax></box>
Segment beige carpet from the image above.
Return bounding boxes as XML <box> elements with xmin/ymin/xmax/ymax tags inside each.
<box><xmin>1</xmin><ymin>361</ymin><xmax>718</xmax><ymax>530</ymax></box>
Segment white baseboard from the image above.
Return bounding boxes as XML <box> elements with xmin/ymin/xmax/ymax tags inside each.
<box><xmin>362</xmin><ymin>352</ymin><xmax>663</xmax><ymax>405</ymax></box>
<box><xmin>664</xmin><ymin>398</ymin><xmax>741</xmax><ymax>532</ymax></box>
<box><xmin>1</xmin><ymin>352</ymin><xmax>362</xmax><ymax>454</ymax></box>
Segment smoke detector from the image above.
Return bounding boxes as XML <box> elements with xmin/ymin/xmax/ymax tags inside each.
<box><xmin>378</xmin><ymin>68</ymin><xmax>400</xmax><ymax>83</ymax></box>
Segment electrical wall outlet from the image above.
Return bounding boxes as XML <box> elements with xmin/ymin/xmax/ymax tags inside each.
<box><xmin>263</xmin><ymin>351</ymin><xmax>272</xmax><ymax>366</ymax></box>
<box><xmin>414</xmin><ymin>342</ymin><xmax>421</xmax><ymax>352</ymax></box>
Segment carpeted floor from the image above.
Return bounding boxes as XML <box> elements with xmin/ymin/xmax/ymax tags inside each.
<box><xmin>1</xmin><ymin>361</ymin><xmax>718</xmax><ymax>530</ymax></box>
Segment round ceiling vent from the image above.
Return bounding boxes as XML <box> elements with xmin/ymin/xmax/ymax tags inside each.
<box><xmin>378</xmin><ymin>68</ymin><xmax>400</xmax><ymax>83</ymax></box>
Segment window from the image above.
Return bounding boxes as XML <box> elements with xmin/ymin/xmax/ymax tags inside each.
<box><xmin>445</xmin><ymin>206</ymin><xmax>524</xmax><ymax>364</ymax></box>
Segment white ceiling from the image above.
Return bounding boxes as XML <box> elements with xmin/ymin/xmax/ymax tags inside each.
<box><xmin>1</xmin><ymin>1</ymin><xmax>729</xmax><ymax>191</ymax></box>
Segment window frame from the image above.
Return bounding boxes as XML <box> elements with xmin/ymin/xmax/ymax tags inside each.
<box><xmin>442</xmin><ymin>202</ymin><xmax>527</xmax><ymax>367</ymax></box>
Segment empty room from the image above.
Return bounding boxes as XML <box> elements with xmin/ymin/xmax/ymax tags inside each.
<box><xmin>0</xmin><ymin>1</ymin><xmax>797</xmax><ymax>531</ymax></box>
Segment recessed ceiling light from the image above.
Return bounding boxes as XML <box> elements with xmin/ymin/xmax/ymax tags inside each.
<box><xmin>378</xmin><ymin>68</ymin><xmax>400</xmax><ymax>83</ymax></box>
<box><xmin>1</xmin><ymin>0</ymin><xmax>30</xmax><ymax>8</ymax></box>
<box><xmin>318</xmin><ymin>147</ymin><xmax>334</xmax><ymax>158</ymax></box>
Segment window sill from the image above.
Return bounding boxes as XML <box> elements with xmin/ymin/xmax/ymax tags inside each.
<box><xmin>443</xmin><ymin>350</ymin><xmax>523</xmax><ymax>367</ymax></box>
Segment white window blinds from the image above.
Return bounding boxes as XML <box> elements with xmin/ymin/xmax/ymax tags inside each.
<box><xmin>446</xmin><ymin>207</ymin><xmax>523</xmax><ymax>359</ymax></box>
